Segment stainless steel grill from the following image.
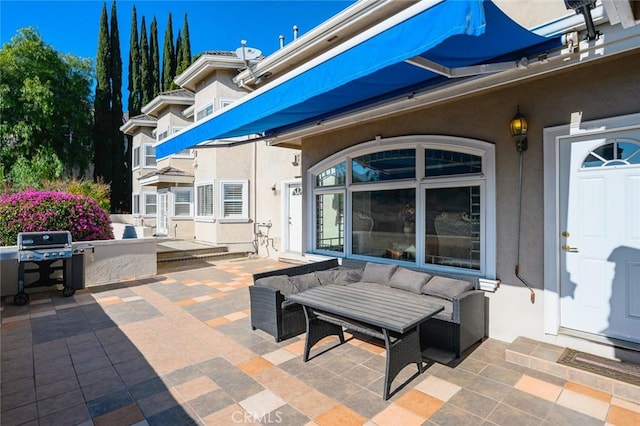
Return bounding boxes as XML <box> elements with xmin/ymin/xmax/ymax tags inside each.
<box><xmin>18</xmin><ymin>231</ymin><xmax>73</xmax><ymax>262</ymax></box>
<box><xmin>15</xmin><ymin>231</ymin><xmax>82</xmax><ymax>305</ymax></box>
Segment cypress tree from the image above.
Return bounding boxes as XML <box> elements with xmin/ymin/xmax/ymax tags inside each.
<box><xmin>140</xmin><ymin>16</ymin><xmax>151</xmax><ymax>106</ymax></box>
<box><xmin>125</xmin><ymin>5</ymin><xmax>140</xmax><ymax>213</ymax></box>
<box><xmin>150</xmin><ymin>16</ymin><xmax>160</xmax><ymax>97</ymax></box>
<box><xmin>127</xmin><ymin>5</ymin><xmax>141</xmax><ymax>116</ymax></box>
<box><xmin>176</xmin><ymin>29</ymin><xmax>183</xmax><ymax>69</ymax></box>
<box><xmin>162</xmin><ymin>13</ymin><xmax>175</xmax><ymax>92</ymax></box>
<box><xmin>175</xmin><ymin>29</ymin><xmax>183</xmax><ymax>82</ymax></box>
<box><xmin>94</xmin><ymin>2</ymin><xmax>112</xmax><ymax>186</ymax></box>
<box><xmin>109</xmin><ymin>0</ymin><xmax>126</xmax><ymax>212</ymax></box>
<box><xmin>182</xmin><ymin>12</ymin><xmax>191</xmax><ymax>65</ymax></box>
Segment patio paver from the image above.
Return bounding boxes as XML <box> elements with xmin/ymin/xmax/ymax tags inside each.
<box><xmin>2</xmin><ymin>257</ymin><xmax>640</xmax><ymax>425</ymax></box>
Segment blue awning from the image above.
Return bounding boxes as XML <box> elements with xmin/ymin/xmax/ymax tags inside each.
<box><xmin>157</xmin><ymin>0</ymin><xmax>560</xmax><ymax>158</ymax></box>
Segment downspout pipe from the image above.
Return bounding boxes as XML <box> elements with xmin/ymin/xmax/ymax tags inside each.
<box><xmin>515</xmin><ymin>148</ymin><xmax>536</xmax><ymax>304</ymax></box>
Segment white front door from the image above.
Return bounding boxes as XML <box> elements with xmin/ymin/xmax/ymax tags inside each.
<box><xmin>559</xmin><ymin>130</ymin><xmax>640</xmax><ymax>343</ymax></box>
<box><xmin>157</xmin><ymin>192</ymin><xmax>170</xmax><ymax>236</ymax></box>
<box><xmin>287</xmin><ymin>183</ymin><xmax>303</xmax><ymax>253</ymax></box>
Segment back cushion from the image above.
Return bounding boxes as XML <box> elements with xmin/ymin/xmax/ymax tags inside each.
<box><xmin>389</xmin><ymin>267</ymin><xmax>432</xmax><ymax>294</ymax></box>
<box><xmin>315</xmin><ymin>269</ymin><xmax>362</xmax><ymax>286</ymax></box>
<box><xmin>421</xmin><ymin>276</ymin><xmax>473</xmax><ymax>301</ymax></box>
<box><xmin>254</xmin><ymin>275</ymin><xmax>296</xmax><ymax>296</ymax></box>
<box><xmin>361</xmin><ymin>262</ymin><xmax>398</xmax><ymax>285</ymax></box>
<box><xmin>290</xmin><ymin>273</ymin><xmax>322</xmax><ymax>292</ymax></box>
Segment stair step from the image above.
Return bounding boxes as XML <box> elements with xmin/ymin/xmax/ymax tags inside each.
<box><xmin>504</xmin><ymin>336</ymin><xmax>640</xmax><ymax>404</ymax></box>
<box><xmin>157</xmin><ymin>246</ymin><xmax>228</xmax><ymax>260</ymax></box>
<box><xmin>157</xmin><ymin>251</ymin><xmax>251</xmax><ymax>273</ymax></box>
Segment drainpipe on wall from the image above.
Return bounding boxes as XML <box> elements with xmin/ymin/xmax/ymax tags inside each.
<box><xmin>511</xmin><ymin>108</ymin><xmax>536</xmax><ymax>304</ymax></box>
<box><xmin>515</xmin><ymin>150</ymin><xmax>536</xmax><ymax>304</ymax></box>
<box><xmin>253</xmin><ymin>141</ymin><xmax>258</xmax><ymax>254</ymax></box>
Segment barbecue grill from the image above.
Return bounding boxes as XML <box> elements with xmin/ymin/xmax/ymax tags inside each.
<box><xmin>15</xmin><ymin>231</ymin><xmax>85</xmax><ymax>305</ymax></box>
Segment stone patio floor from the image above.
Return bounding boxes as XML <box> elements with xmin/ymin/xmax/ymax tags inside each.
<box><xmin>1</xmin><ymin>257</ymin><xmax>640</xmax><ymax>425</ymax></box>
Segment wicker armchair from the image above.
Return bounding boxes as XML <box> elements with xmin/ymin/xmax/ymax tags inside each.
<box><xmin>249</xmin><ymin>259</ymin><xmax>339</xmax><ymax>342</ymax></box>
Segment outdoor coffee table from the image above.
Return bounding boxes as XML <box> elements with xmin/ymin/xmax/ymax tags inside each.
<box><xmin>287</xmin><ymin>284</ymin><xmax>444</xmax><ymax>399</ymax></box>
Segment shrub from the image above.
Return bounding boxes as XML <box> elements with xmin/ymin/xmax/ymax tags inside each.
<box><xmin>0</xmin><ymin>190</ymin><xmax>114</xmax><ymax>245</ymax></box>
<box><xmin>41</xmin><ymin>179</ymin><xmax>111</xmax><ymax>212</ymax></box>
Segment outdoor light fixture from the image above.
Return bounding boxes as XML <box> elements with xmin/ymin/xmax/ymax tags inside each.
<box><xmin>510</xmin><ymin>107</ymin><xmax>528</xmax><ymax>152</ymax></box>
<box><xmin>511</xmin><ymin>105</ymin><xmax>535</xmax><ymax>303</ymax></box>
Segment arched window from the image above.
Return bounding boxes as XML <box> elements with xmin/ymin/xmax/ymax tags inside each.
<box><xmin>582</xmin><ymin>139</ymin><xmax>640</xmax><ymax>168</ymax></box>
<box><xmin>308</xmin><ymin>136</ymin><xmax>496</xmax><ymax>276</ymax></box>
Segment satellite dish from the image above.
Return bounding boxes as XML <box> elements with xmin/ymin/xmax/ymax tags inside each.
<box><xmin>235</xmin><ymin>46</ymin><xmax>262</xmax><ymax>61</ymax></box>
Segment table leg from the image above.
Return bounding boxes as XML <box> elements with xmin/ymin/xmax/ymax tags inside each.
<box><xmin>383</xmin><ymin>326</ymin><xmax>423</xmax><ymax>400</ymax></box>
<box><xmin>301</xmin><ymin>306</ymin><xmax>345</xmax><ymax>362</ymax></box>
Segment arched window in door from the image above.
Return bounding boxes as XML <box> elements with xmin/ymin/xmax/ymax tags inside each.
<box><xmin>582</xmin><ymin>139</ymin><xmax>640</xmax><ymax>168</ymax></box>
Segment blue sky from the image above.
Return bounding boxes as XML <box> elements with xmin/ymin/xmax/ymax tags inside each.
<box><xmin>1</xmin><ymin>0</ymin><xmax>352</xmax><ymax>110</ymax></box>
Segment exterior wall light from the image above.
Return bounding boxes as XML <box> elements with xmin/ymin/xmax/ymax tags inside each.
<box><xmin>511</xmin><ymin>105</ymin><xmax>535</xmax><ymax>303</ymax></box>
<box><xmin>510</xmin><ymin>107</ymin><xmax>528</xmax><ymax>152</ymax></box>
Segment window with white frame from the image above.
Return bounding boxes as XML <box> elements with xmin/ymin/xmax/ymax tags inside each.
<box><xmin>168</xmin><ymin>127</ymin><xmax>194</xmax><ymax>158</ymax></box>
<box><xmin>196</xmin><ymin>182</ymin><xmax>214</xmax><ymax>218</ymax></box>
<box><xmin>196</xmin><ymin>103</ymin><xmax>214</xmax><ymax>121</ymax></box>
<box><xmin>220</xmin><ymin>180</ymin><xmax>248</xmax><ymax>219</ymax></box>
<box><xmin>172</xmin><ymin>188</ymin><xmax>193</xmax><ymax>217</ymax></box>
<box><xmin>133</xmin><ymin>146</ymin><xmax>141</xmax><ymax>169</ymax></box>
<box><xmin>310</xmin><ymin>136</ymin><xmax>495</xmax><ymax>276</ymax></box>
<box><xmin>173</xmin><ymin>149</ymin><xmax>193</xmax><ymax>157</ymax></box>
<box><xmin>157</xmin><ymin>129</ymin><xmax>169</xmax><ymax>141</ymax></box>
<box><xmin>144</xmin><ymin>192</ymin><xmax>157</xmax><ymax>215</ymax></box>
<box><xmin>143</xmin><ymin>143</ymin><xmax>156</xmax><ymax>167</ymax></box>
<box><xmin>132</xmin><ymin>193</ymin><xmax>141</xmax><ymax>215</ymax></box>
<box><xmin>220</xmin><ymin>99</ymin><xmax>234</xmax><ymax>109</ymax></box>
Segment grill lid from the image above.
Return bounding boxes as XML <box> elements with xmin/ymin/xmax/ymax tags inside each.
<box><xmin>18</xmin><ymin>231</ymin><xmax>72</xmax><ymax>250</ymax></box>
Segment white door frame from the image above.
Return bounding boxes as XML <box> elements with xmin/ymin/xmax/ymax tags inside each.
<box><xmin>157</xmin><ymin>190</ymin><xmax>170</xmax><ymax>236</ymax></box>
<box><xmin>281</xmin><ymin>179</ymin><xmax>303</xmax><ymax>252</ymax></box>
<box><xmin>543</xmin><ymin>112</ymin><xmax>640</xmax><ymax>336</ymax></box>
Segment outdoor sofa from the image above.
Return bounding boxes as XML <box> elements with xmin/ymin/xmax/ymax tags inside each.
<box><xmin>249</xmin><ymin>259</ymin><xmax>485</xmax><ymax>358</ymax></box>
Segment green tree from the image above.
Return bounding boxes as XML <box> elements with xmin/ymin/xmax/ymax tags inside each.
<box><xmin>140</xmin><ymin>16</ymin><xmax>151</xmax><ymax>106</ymax></box>
<box><xmin>9</xmin><ymin>146</ymin><xmax>64</xmax><ymax>190</ymax></box>
<box><xmin>109</xmin><ymin>0</ymin><xmax>127</xmax><ymax>213</ymax></box>
<box><xmin>150</xmin><ymin>16</ymin><xmax>160</xmax><ymax>98</ymax></box>
<box><xmin>0</xmin><ymin>27</ymin><xmax>93</xmax><ymax>180</ymax></box>
<box><xmin>174</xmin><ymin>12</ymin><xmax>192</xmax><ymax>77</ymax></box>
<box><xmin>93</xmin><ymin>3</ymin><xmax>112</xmax><ymax>186</ymax></box>
<box><xmin>128</xmin><ymin>5</ymin><xmax>141</xmax><ymax>116</ymax></box>
<box><xmin>162</xmin><ymin>13</ymin><xmax>175</xmax><ymax>91</ymax></box>
<box><xmin>175</xmin><ymin>28</ymin><xmax>183</xmax><ymax>74</ymax></box>
<box><xmin>182</xmin><ymin>12</ymin><xmax>191</xmax><ymax>65</ymax></box>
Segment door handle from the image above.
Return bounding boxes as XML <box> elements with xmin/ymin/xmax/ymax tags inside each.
<box><xmin>562</xmin><ymin>244</ymin><xmax>579</xmax><ymax>253</ymax></box>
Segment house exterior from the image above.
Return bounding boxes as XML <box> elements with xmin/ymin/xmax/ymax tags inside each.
<box><xmin>121</xmin><ymin>51</ymin><xmax>302</xmax><ymax>255</ymax></box>
<box><xmin>155</xmin><ymin>0</ymin><xmax>640</xmax><ymax>356</ymax></box>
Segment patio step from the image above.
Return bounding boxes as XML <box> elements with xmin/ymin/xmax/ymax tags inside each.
<box><xmin>156</xmin><ymin>239</ymin><xmax>252</xmax><ymax>272</ymax></box>
<box><xmin>504</xmin><ymin>336</ymin><xmax>640</xmax><ymax>405</ymax></box>
<box><xmin>157</xmin><ymin>245</ymin><xmax>230</xmax><ymax>261</ymax></box>
<box><xmin>157</xmin><ymin>250</ymin><xmax>252</xmax><ymax>273</ymax></box>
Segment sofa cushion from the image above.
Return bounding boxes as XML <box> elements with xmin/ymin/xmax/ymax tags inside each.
<box><xmin>254</xmin><ymin>275</ymin><xmax>296</xmax><ymax>296</ymax></box>
<box><xmin>422</xmin><ymin>276</ymin><xmax>473</xmax><ymax>301</ymax></box>
<box><xmin>389</xmin><ymin>267</ymin><xmax>432</xmax><ymax>294</ymax></box>
<box><xmin>290</xmin><ymin>273</ymin><xmax>322</xmax><ymax>292</ymax></box>
<box><xmin>315</xmin><ymin>269</ymin><xmax>362</xmax><ymax>286</ymax></box>
<box><xmin>361</xmin><ymin>262</ymin><xmax>397</xmax><ymax>285</ymax></box>
<box><xmin>418</xmin><ymin>294</ymin><xmax>453</xmax><ymax>321</ymax></box>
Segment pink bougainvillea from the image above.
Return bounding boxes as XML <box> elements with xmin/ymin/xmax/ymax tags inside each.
<box><xmin>0</xmin><ymin>190</ymin><xmax>114</xmax><ymax>245</ymax></box>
